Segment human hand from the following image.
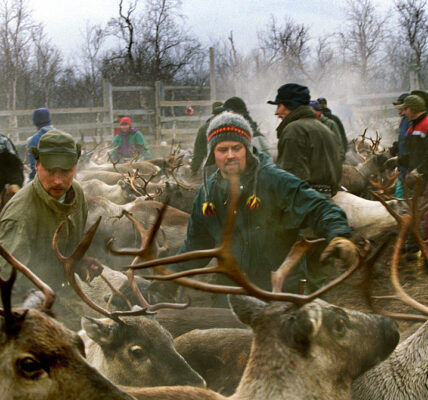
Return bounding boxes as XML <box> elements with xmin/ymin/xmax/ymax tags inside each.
<box><xmin>320</xmin><ymin>237</ymin><xmax>359</xmax><ymax>267</ymax></box>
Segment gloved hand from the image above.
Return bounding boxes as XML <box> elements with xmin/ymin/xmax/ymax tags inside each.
<box><xmin>320</xmin><ymin>237</ymin><xmax>359</xmax><ymax>267</ymax></box>
<box><xmin>405</xmin><ymin>169</ymin><xmax>423</xmax><ymax>188</ymax></box>
<box><xmin>389</xmin><ymin>141</ymin><xmax>399</xmax><ymax>157</ymax></box>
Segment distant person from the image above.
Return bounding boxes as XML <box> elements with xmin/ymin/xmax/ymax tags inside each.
<box><xmin>27</xmin><ymin>108</ymin><xmax>54</xmax><ymax>181</ymax></box>
<box><xmin>269</xmin><ymin>84</ymin><xmax>342</xmax><ymax>197</ymax></box>
<box><xmin>110</xmin><ymin>117</ymin><xmax>150</xmax><ymax>163</ymax></box>
<box><xmin>317</xmin><ymin>97</ymin><xmax>348</xmax><ymax>153</ymax></box>
<box><xmin>389</xmin><ymin>93</ymin><xmax>410</xmax><ymax>198</ymax></box>
<box><xmin>190</xmin><ymin>101</ymin><xmax>223</xmax><ymax>176</ymax></box>
<box><xmin>215</xmin><ymin>97</ymin><xmax>271</xmax><ymax>157</ymax></box>
<box><xmin>310</xmin><ymin>100</ymin><xmax>345</xmax><ymax>162</ymax></box>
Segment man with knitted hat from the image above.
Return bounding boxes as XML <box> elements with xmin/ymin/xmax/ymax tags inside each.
<box><xmin>27</xmin><ymin>107</ymin><xmax>54</xmax><ymax>181</ymax></box>
<box><xmin>173</xmin><ymin>111</ymin><xmax>356</xmax><ymax>301</ymax></box>
<box><xmin>268</xmin><ymin>83</ymin><xmax>342</xmax><ymax>198</ymax></box>
<box><xmin>0</xmin><ymin>130</ymin><xmax>97</xmax><ymax>329</ymax></box>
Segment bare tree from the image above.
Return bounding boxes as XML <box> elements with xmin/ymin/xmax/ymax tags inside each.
<box><xmin>257</xmin><ymin>15</ymin><xmax>311</xmax><ymax>81</ymax></box>
<box><xmin>340</xmin><ymin>0</ymin><xmax>389</xmax><ymax>91</ymax></box>
<box><xmin>78</xmin><ymin>21</ymin><xmax>106</xmax><ymax>106</ymax></box>
<box><xmin>395</xmin><ymin>0</ymin><xmax>428</xmax><ymax>86</ymax></box>
<box><xmin>31</xmin><ymin>25</ymin><xmax>62</xmax><ymax>106</ymax></box>
<box><xmin>0</xmin><ymin>0</ymin><xmax>37</xmax><ymax>126</ymax></box>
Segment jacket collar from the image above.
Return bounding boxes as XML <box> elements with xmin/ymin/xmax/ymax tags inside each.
<box><xmin>276</xmin><ymin>105</ymin><xmax>316</xmax><ymax>138</ymax></box>
<box><xmin>33</xmin><ymin>176</ymin><xmax>79</xmax><ymax>216</ymax></box>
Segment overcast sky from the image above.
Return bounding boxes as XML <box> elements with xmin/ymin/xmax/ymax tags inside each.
<box><xmin>28</xmin><ymin>0</ymin><xmax>393</xmax><ymax>60</ymax></box>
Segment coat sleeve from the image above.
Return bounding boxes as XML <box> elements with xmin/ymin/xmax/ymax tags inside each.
<box><xmin>267</xmin><ymin>166</ymin><xmax>352</xmax><ymax>242</ymax></box>
<box><xmin>276</xmin><ymin>126</ymin><xmax>311</xmax><ymax>181</ymax></box>
<box><xmin>0</xmin><ymin>219</ymin><xmax>32</xmax><ymax>286</ymax></box>
<box><xmin>134</xmin><ymin>131</ymin><xmax>150</xmax><ymax>158</ymax></box>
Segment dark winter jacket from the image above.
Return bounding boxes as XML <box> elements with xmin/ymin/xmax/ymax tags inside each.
<box><xmin>321</xmin><ymin>107</ymin><xmax>348</xmax><ymax>152</ymax></box>
<box><xmin>175</xmin><ymin>152</ymin><xmax>351</xmax><ymax>291</ymax></box>
<box><xmin>0</xmin><ymin>134</ymin><xmax>24</xmax><ymax>191</ymax></box>
<box><xmin>27</xmin><ymin>125</ymin><xmax>54</xmax><ymax>181</ymax></box>
<box><xmin>399</xmin><ymin>112</ymin><xmax>428</xmax><ymax>180</ymax></box>
<box><xmin>276</xmin><ymin>106</ymin><xmax>343</xmax><ymax>193</ymax></box>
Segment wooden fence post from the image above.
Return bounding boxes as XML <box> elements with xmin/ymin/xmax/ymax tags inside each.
<box><xmin>155</xmin><ymin>80</ymin><xmax>164</xmax><ymax>144</ymax></box>
<box><xmin>209</xmin><ymin>46</ymin><xmax>216</xmax><ymax>102</ymax></box>
<box><xmin>103</xmin><ymin>80</ymin><xmax>113</xmax><ymax>138</ymax></box>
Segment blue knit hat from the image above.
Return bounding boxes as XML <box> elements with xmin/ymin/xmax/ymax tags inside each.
<box><xmin>32</xmin><ymin>108</ymin><xmax>51</xmax><ymax>127</ymax></box>
<box><xmin>267</xmin><ymin>83</ymin><xmax>310</xmax><ymax>110</ymax></box>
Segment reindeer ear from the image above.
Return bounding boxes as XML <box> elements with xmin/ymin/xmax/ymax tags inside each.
<box><xmin>81</xmin><ymin>316</ymin><xmax>116</xmax><ymax>346</ymax></box>
<box><xmin>228</xmin><ymin>295</ymin><xmax>266</xmax><ymax>327</ymax></box>
<box><xmin>291</xmin><ymin>301</ymin><xmax>323</xmax><ymax>346</ymax></box>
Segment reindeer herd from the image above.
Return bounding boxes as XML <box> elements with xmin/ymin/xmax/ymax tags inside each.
<box><xmin>0</xmin><ymin>135</ymin><xmax>427</xmax><ymax>399</ymax></box>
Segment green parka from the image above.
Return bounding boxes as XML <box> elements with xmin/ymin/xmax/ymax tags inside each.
<box><xmin>175</xmin><ymin>152</ymin><xmax>351</xmax><ymax>291</ymax></box>
<box><xmin>276</xmin><ymin>106</ymin><xmax>342</xmax><ymax>192</ymax></box>
<box><xmin>0</xmin><ymin>176</ymin><xmax>87</xmax><ymax>294</ymax></box>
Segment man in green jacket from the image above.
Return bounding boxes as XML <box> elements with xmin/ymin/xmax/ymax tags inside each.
<box><xmin>0</xmin><ymin>130</ymin><xmax>90</xmax><ymax>328</ymax></box>
<box><xmin>269</xmin><ymin>83</ymin><xmax>343</xmax><ymax>198</ymax></box>
<box><xmin>173</xmin><ymin>112</ymin><xmax>356</xmax><ymax>302</ymax></box>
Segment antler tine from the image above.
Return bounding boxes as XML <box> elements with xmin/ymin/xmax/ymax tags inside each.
<box><xmin>370</xmin><ymin>190</ymin><xmax>403</xmax><ymax>223</ymax></box>
<box><xmin>0</xmin><ymin>267</ymin><xmax>17</xmax><ymax>325</ymax></box>
<box><xmin>0</xmin><ymin>246</ymin><xmax>55</xmax><ymax>310</ymax></box>
<box><xmin>53</xmin><ymin>217</ymin><xmax>152</xmax><ymax>322</ymax></box>
<box><xmin>271</xmin><ymin>237</ymin><xmax>326</xmax><ymax>293</ymax></box>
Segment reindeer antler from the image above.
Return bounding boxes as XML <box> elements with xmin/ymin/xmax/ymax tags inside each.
<box><xmin>0</xmin><ymin>246</ymin><xmax>55</xmax><ymax>310</ymax></box>
<box><xmin>369</xmin><ymin>177</ymin><xmax>428</xmax><ymax>321</ymax></box>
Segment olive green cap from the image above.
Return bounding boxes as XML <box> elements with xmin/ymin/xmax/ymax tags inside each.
<box><xmin>397</xmin><ymin>95</ymin><xmax>426</xmax><ymax>113</ymax></box>
<box><xmin>30</xmin><ymin>129</ymin><xmax>81</xmax><ymax>170</ymax></box>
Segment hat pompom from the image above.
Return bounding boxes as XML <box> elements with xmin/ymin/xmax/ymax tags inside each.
<box><xmin>202</xmin><ymin>202</ymin><xmax>216</xmax><ymax>216</ymax></box>
<box><xmin>246</xmin><ymin>194</ymin><xmax>261</xmax><ymax>210</ymax></box>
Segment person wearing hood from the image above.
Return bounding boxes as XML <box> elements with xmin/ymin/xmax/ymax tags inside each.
<box><xmin>269</xmin><ymin>83</ymin><xmax>342</xmax><ymax>198</ymax></box>
<box><xmin>110</xmin><ymin>117</ymin><xmax>150</xmax><ymax>163</ymax></box>
<box><xmin>171</xmin><ymin>112</ymin><xmax>355</xmax><ymax>304</ymax></box>
<box><xmin>27</xmin><ymin>108</ymin><xmax>54</xmax><ymax>181</ymax></box>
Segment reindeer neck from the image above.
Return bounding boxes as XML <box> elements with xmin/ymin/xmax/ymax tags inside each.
<box><xmin>232</xmin><ymin>340</ymin><xmax>352</xmax><ymax>400</ymax></box>
<box><xmin>355</xmin><ymin>156</ymin><xmax>378</xmax><ymax>179</ymax></box>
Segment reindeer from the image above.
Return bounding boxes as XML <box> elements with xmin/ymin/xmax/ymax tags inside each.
<box><xmin>52</xmin><ymin>215</ymin><xmax>206</xmax><ymax>389</ymax></box>
<box><xmin>120</xmin><ymin>174</ymin><xmax>400</xmax><ymax>400</ymax></box>
<box><xmin>81</xmin><ymin>178</ymin><xmax>137</xmax><ymax>205</ymax></box>
<box><xmin>0</xmin><ymin>246</ymin><xmax>135</xmax><ymax>400</ymax></box>
<box><xmin>352</xmin><ymin>179</ymin><xmax>428</xmax><ymax>400</ymax></box>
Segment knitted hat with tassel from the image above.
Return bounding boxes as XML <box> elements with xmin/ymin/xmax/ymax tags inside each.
<box><xmin>201</xmin><ymin>111</ymin><xmax>261</xmax><ymax>216</ymax></box>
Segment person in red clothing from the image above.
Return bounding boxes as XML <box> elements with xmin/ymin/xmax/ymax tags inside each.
<box><xmin>397</xmin><ymin>94</ymin><xmax>428</xmax><ymax>242</ymax></box>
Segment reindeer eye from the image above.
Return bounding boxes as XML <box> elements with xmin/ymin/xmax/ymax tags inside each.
<box><xmin>129</xmin><ymin>345</ymin><xmax>146</xmax><ymax>360</ymax></box>
<box><xmin>334</xmin><ymin>318</ymin><xmax>346</xmax><ymax>335</ymax></box>
<box><xmin>18</xmin><ymin>356</ymin><xmax>45</xmax><ymax>379</ymax></box>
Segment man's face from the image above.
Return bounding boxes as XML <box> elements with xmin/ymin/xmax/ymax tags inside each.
<box><xmin>36</xmin><ymin>161</ymin><xmax>76</xmax><ymax>199</ymax></box>
<box><xmin>314</xmin><ymin>109</ymin><xmax>322</xmax><ymax>120</ymax></box>
<box><xmin>275</xmin><ymin>104</ymin><xmax>291</xmax><ymax>119</ymax></box>
<box><xmin>120</xmin><ymin>124</ymin><xmax>130</xmax><ymax>133</ymax></box>
<box><xmin>214</xmin><ymin>140</ymin><xmax>247</xmax><ymax>178</ymax></box>
<box><xmin>401</xmin><ymin>107</ymin><xmax>419</xmax><ymax>121</ymax></box>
